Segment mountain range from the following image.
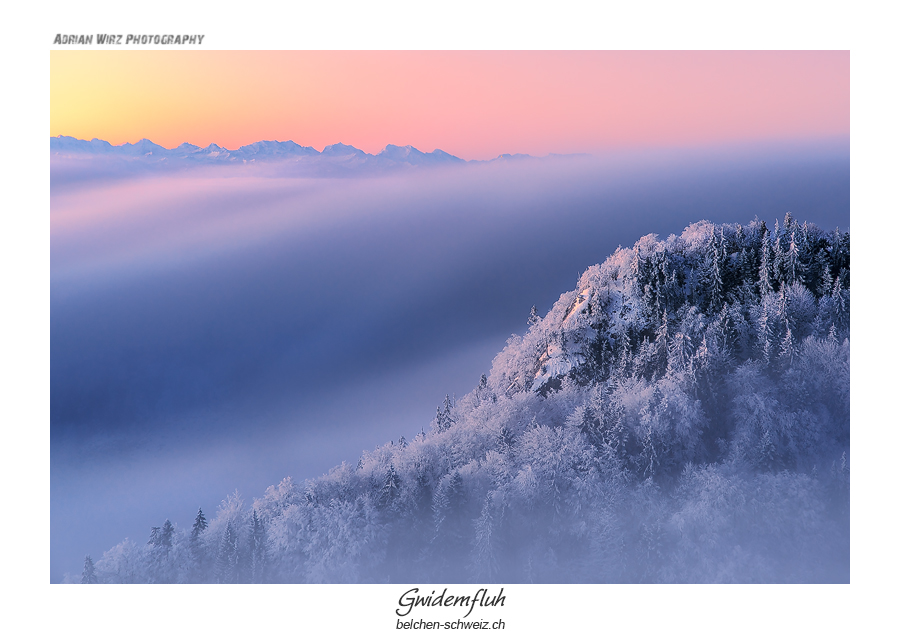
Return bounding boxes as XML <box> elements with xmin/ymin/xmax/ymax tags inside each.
<box><xmin>50</xmin><ymin>136</ymin><xmax>584</xmax><ymax>169</ymax></box>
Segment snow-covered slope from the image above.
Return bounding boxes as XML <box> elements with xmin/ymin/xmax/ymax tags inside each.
<box><xmin>85</xmin><ymin>216</ymin><xmax>850</xmax><ymax>584</ymax></box>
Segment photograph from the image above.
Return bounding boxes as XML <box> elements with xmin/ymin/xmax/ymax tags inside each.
<box><xmin>50</xmin><ymin>49</ymin><xmax>850</xmax><ymax>587</ymax></box>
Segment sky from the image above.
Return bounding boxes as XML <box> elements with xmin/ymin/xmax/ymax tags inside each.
<box><xmin>50</xmin><ymin>51</ymin><xmax>849</xmax><ymax>159</ymax></box>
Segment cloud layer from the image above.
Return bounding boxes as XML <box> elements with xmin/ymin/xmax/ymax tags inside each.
<box><xmin>50</xmin><ymin>141</ymin><xmax>850</xmax><ymax>581</ymax></box>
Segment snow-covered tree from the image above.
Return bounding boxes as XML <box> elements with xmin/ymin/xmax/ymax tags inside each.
<box><xmin>432</xmin><ymin>395</ymin><xmax>455</xmax><ymax>433</ymax></box>
<box><xmin>81</xmin><ymin>555</ymin><xmax>98</xmax><ymax>584</ymax></box>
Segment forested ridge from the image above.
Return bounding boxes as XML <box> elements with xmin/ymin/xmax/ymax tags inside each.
<box><xmin>83</xmin><ymin>215</ymin><xmax>850</xmax><ymax>583</ymax></box>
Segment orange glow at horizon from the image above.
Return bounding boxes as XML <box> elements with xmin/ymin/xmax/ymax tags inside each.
<box><xmin>50</xmin><ymin>51</ymin><xmax>849</xmax><ymax>161</ymax></box>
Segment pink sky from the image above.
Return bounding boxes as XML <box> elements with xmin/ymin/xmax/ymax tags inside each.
<box><xmin>50</xmin><ymin>51</ymin><xmax>849</xmax><ymax>160</ymax></box>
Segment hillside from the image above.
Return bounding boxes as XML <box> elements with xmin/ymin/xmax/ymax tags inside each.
<box><xmin>87</xmin><ymin>215</ymin><xmax>850</xmax><ymax>584</ymax></box>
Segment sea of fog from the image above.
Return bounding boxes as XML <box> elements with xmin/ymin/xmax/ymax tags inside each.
<box><xmin>50</xmin><ymin>140</ymin><xmax>850</xmax><ymax>582</ymax></box>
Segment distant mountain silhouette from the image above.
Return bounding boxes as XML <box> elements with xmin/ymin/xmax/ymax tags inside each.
<box><xmin>50</xmin><ymin>136</ymin><xmax>589</xmax><ymax>173</ymax></box>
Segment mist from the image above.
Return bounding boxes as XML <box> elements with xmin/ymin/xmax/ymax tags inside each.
<box><xmin>50</xmin><ymin>140</ymin><xmax>850</xmax><ymax>581</ymax></box>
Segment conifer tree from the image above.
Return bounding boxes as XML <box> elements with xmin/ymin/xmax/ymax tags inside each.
<box><xmin>830</xmin><ymin>227</ymin><xmax>849</xmax><ymax>273</ymax></box>
<box><xmin>816</xmin><ymin>249</ymin><xmax>833</xmax><ymax>298</ymax></box>
<box><xmin>734</xmin><ymin>223</ymin><xmax>745</xmax><ymax>249</ymax></box>
<box><xmin>497</xmin><ymin>426</ymin><xmax>515</xmax><ymax>454</ymax></box>
<box><xmin>779</xmin><ymin>325</ymin><xmax>795</xmax><ymax>367</ymax></box>
<box><xmin>191</xmin><ymin>508</ymin><xmax>208</xmax><ymax>539</ymax></box>
<box><xmin>757</xmin><ymin>300</ymin><xmax>773</xmax><ymax>365</ymax></box>
<box><xmin>248</xmin><ymin>510</ymin><xmax>267</xmax><ymax>583</ymax></box>
<box><xmin>785</xmin><ymin>231</ymin><xmax>804</xmax><ymax>286</ymax></box>
<box><xmin>634</xmin><ymin>337</ymin><xmax>656</xmax><ymax>379</ymax></box>
<box><xmin>783</xmin><ymin>211</ymin><xmax>795</xmax><ymax>234</ymax></box>
<box><xmin>707</xmin><ymin>230</ymin><xmax>724</xmax><ymax>311</ymax></box>
<box><xmin>161</xmin><ymin>520</ymin><xmax>174</xmax><ymax>552</ymax></box>
<box><xmin>828</xmin><ymin>322</ymin><xmax>839</xmax><ymax>345</ymax></box>
<box><xmin>81</xmin><ymin>555</ymin><xmax>98</xmax><ymax>584</ymax></box>
<box><xmin>773</xmin><ymin>234</ymin><xmax>787</xmax><ymax>289</ymax></box>
<box><xmin>189</xmin><ymin>508</ymin><xmax>208</xmax><ymax>582</ymax></box>
<box><xmin>215</xmin><ymin>521</ymin><xmax>238</xmax><ymax>584</ymax></box>
<box><xmin>472</xmin><ymin>498</ymin><xmax>501</xmax><ymax>582</ymax></box>
<box><xmin>710</xmin><ymin>302</ymin><xmax>730</xmax><ymax>354</ymax></box>
<box><xmin>431</xmin><ymin>471</ymin><xmax>469</xmax><ymax>581</ymax></box>
<box><xmin>831</xmin><ymin>276</ymin><xmax>849</xmax><ymax>335</ymax></box>
<box><xmin>380</xmin><ymin>464</ymin><xmax>402</xmax><ymax>509</ymax></box>
<box><xmin>758</xmin><ymin>228</ymin><xmax>774</xmax><ymax>295</ymax></box>
<box><xmin>146</xmin><ymin>520</ymin><xmax>176</xmax><ymax>583</ymax></box>
<box><xmin>158</xmin><ymin>519</ymin><xmax>176</xmax><ymax>583</ymax></box>
<box><xmin>617</xmin><ymin>341</ymin><xmax>633</xmax><ymax>377</ymax></box>
<box><xmin>146</xmin><ymin>526</ymin><xmax>161</xmax><ymax>583</ymax></box>
<box><xmin>433</xmin><ymin>395</ymin><xmax>454</xmax><ymax>432</ymax></box>
<box><xmin>654</xmin><ymin>309</ymin><xmax>669</xmax><ymax>375</ymax></box>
